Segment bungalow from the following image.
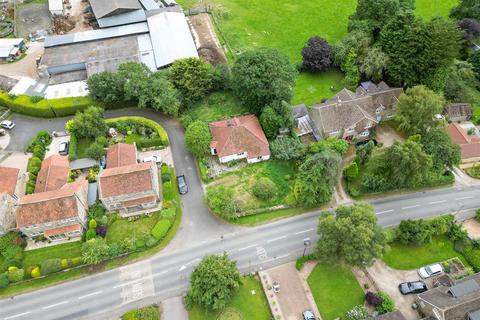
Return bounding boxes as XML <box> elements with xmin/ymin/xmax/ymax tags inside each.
<box><xmin>16</xmin><ymin>180</ymin><xmax>89</xmax><ymax>241</ymax></box>
<box><xmin>209</xmin><ymin>115</ymin><xmax>270</xmax><ymax>164</ymax></box>
<box><xmin>98</xmin><ymin>143</ymin><xmax>161</xmax><ymax>217</ymax></box>
<box><xmin>0</xmin><ymin>167</ymin><xmax>23</xmax><ymax>235</ymax></box>
<box><xmin>446</xmin><ymin>122</ymin><xmax>480</xmax><ymax>167</ymax></box>
<box><xmin>305</xmin><ymin>81</ymin><xmax>403</xmax><ymax>142</ymax></box>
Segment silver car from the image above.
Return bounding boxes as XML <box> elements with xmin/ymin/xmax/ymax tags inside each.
<box><xmin>0</xmin><ymin>120</ymin><xmax>15</xmax><ymax>129</ymax></box>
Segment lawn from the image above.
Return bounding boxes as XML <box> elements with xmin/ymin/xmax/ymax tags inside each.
<box><xmin>125</xmin><ymin>133</ymin><xmax>143</xmax><ymax>145</ymax></box>
<box><xmin>22</xmin><ymin>241</ymin><xmax>82</xmax><ymax>269</ymax></box>
<box><xmin>235</xmin><ymin>206</ymin><xmax>316</xmax><ymax>225</ymax></box>
<box><xmin>207</xmin><ymin>160</ymin><xmax>297</xmax><ymax>212</ymax></box>
<box><xmin>106</xmin><ymin>212</ymin><xmax>160</xmax><ymax>244</ymax></box>
<box><xmin>307</xmin><ymin>261</ymin><xmax>364</xmax><ymax>320</ymax></box>
<box><xmin>184</xmin><ymin>91</ymin><xmax>249</xmax><ymax>123</ymax></box>
<box><xmin>188</xmin><ymin>276</ymin><xmax>271</xmax><ymax>320</ymax></box>
<box><xmin>76</xmin><ymin>137</ymin><xmax>93</xmax><ymax>159</ymax></box>
<box><xmin>382</xmin><ymin>235</ymin><xmax>467</xmax><ymax>270</ymax></box>
<box><xmin>415</xmin><ymin>0</ymin><xmax>458</xmax><ymax>20</ymax></box>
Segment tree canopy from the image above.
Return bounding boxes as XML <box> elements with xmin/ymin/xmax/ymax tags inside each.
<box><xmin>87</xmin><ymin>72</ymin><xmax>125</xmax><ymax>104</ymax></box>
<box><xmin>69</xmin><ymin>106</ymin><xmax>107</xmax><ymax>139</ymax></box>
<box><xmin>316</xmin><ymin>203</ymin><xmax>388</xmax><ymax>266</ymax></box>
<box><xmin>421</xmin><ymin>128</ymin><xmax>461</xmax><ymax>170</ymax></box>
<box><xmin>186</xmin><ymin>253</ymin><xmax>242</xmax><ymax>310</ymax></box>
<box><xmin>185</xmin><ymin>120</ymin><xmax>212</xmax><ymax>159</ymax></box>
<box><xmin>232</xmin><ymin>48</ymin><xmax>297</xmax><ymax>115</ymax></box>
<box><xmin>301</xmin><ymin>36</ymin><xmax>332</xmax><ymax>72</ymax></box>
<box><xmin>259</xmin><ymin>101</ymin><xmax>293</xmax><ymax>140</ymax></box>
<box><xmin>169</xmin><ymin>58</ymin><xmax>214</xmax><ymax>105</ymax></box>
<box><xmin>451</xmin><ymin>0</ymin><xmax>480</xmax><ymax>21</ymax></box>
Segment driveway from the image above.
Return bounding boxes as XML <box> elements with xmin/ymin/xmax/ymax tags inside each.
<box><xmin>366</xmin><ymin>261</ymin><xmax>421</xmax><ymax>319</ymax></box>
<box><xmin>7</xmin><ymin>108</ymin><xmax>239</xmax><ymax>252</ymax></box>
<box><xmin>376</xmin><ymin>124</ymin><xmax>405</xmax><ymax>148</ymax></box>
<box><xmin>0</xmin><ymin>42</ymin><xmax>43</xmax><ymax>79</ymax></box>
<box><xmin>45</xmin><ymin>135</ymin><xmax>70</xmax><ymax>158</ymax></box>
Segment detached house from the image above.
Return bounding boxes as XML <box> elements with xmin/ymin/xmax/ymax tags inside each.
<box><xmin>0</xmin><ymin>167</ymin><xmax>23</xmax><ymax>235</ymax></box>
<box><xmin>16</xmin><ymin>180</ymin><xmax>89</xmax><ymax>241</ymax></box>
<box><xmin>446</xmin><ymin>123</ymin><xmax>480</xmax><ymax>166</ymax></box>
<box><xmin>305</xmin><ymin>81</ymin><xmax>403</xmax><ymax>141</ymax></box>
<box><xmin>35</xmin><ymin>155</ymin><xmax>69</xmax><ymax>193</ymax></box>
<box><xmin>209</xmin><ymin>115</ymin><xmax>270</xmax><ymax>164</ymax></box>
<box><xmin>98</xmin><ymin>143</ymin><xmax>161</xmax><ymax>217</ymax></box>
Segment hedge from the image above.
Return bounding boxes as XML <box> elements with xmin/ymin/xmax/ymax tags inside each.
<box><xmin>151</xmin><ymin>219</ymin><xmax>171</xmax><ymax>240</ymax></box>
<box><xmin>69</xmin><ymin>134</ymin><xmax>78</xmax><ymax>160</ymax></box>
<box><xmin>40</xmin><ymin>258</ymin><xmax>63</xmax><ymax>275</ymax></box>
<box><xmin>122</xmin><ymin>305</ymin><xmax>160</xmax><ymax>320</ymax></box>
<box><xmin>0</xmin><ymin>91</ymin><xmax>96</xmax><ymax>118</ymax></box>
<box><xmin>106</xmin><ymin>116</ymin><xmax>169</xmax><ymax>146</ymax></box>
<box><xmin>463</xmin><ymin>245</ymin><xmax>480</xmax><ymax>272</ymax></box>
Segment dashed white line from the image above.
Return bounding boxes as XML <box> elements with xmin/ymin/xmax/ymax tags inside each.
<box><xmin>428</xmin><ymin>200</ymin><xmax>447</xmax><ymax>205</ymax></box>
<box><xmin>238</xmin><ymin>243</ymin><xmax>259</xmax><ymax>251</ymax></box>
<box><xmin>377</xmin><ymin>209</ymin><xmax>394</xmax><ymax>215</ymax></box>
<box><xmin>295</xmin><ymin>228</ymin><xmax>314</xmax><ymax>235</ymax></box>
<box><xmin>267</xmin><ymin>236</ymin><xmax>287</xmax><ymax>243</ymax></box>
<box><xmin>42</xmin><ymin>300</ymin><xmax>69</xmax><ymax>310</ymax></box>
<box><xmin>401</xmin><ymin>205</ymin><xmax>420</xmax><ymax>210</ymax></box>
<box><xmin>4</xmin><ymin>312</ymin><xmax>30</xmax><ymax>320</ymax></box>
<box><xmin>456</xmin><ymin>196</ymin><xmax>473</xmax><ymax>200</ymax></box>
<box><xmin>78</xmin><ymin>290</ymin><xmax>102</xmax><ymax>300</ymax></box>
<box><xmin>276</xmin><ymin>253</ymin><xmax>290</xmax><ymax>259</ymax></box>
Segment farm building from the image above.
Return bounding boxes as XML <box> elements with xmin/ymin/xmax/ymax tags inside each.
<box><xmin>48</xmin><ymin>0</ymin><xmax>64</xmax><ymax>16</ymax></box>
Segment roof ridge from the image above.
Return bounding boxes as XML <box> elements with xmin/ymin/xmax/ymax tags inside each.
<box><xmin>242</xmin><ymin>117</ymin><xmax>268</xmax><ymax>144</ymax></box>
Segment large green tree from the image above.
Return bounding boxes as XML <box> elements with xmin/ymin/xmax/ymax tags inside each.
<box><xmin>295</xmin><ymin>149</ymin><xmax>342</xmax><ymax>206</ymax></box>
<box><xmin>185</xmin><ymin>120</ymin><xmax>212</xmax><ymax>159</ymax></box>
<box><xmin>87</xmin><ymin>72</ymin><xmax>125</xmax><ymax>103</ymax></box>
<box><xmin>138</xmin><ymin>72</ymin><xmax>181</xmax><ymax>116</ymax></box>
<box><xmin>342</xmin><ymin>49</ymin><xmax>361</xmax><ymax>90</ymax></box>
<box><xmin>169</xmin><ymin>57</ymin><xmax>213</xmax><ymax>105</ymax></box>
<box><xmin>421</xmin><ymin>128</ymin><xmax>461</xmax><ymax>170</ymax></box>
<box><xmin>444</xmin><ymin>60</ymin><xmax>480</xmax><ymax>104</ymax></box>
<box><xmin>117</xmin><ymin>62</ymin><xmax>152</xmax><ymax>102</ymax></box>
<box><xmin>186</xmin><ymin>254</ymin><xmax>241</xmax><ymax>310</ymax></box>
<box><xmin>259</xmin><ymin>101</ymin><xmax>293</xmax><ymax>140</ymax></box>
<box><xmin>69</xmin><ymin>106</ymin><xmax>108</xmax><ymax>139</ymax></box>
<box><xmin>232</xmin><ymin>48</ymin><xmax>297</xmax><ymax>115</ymax></box>
<box><xmin>333</xmin><ymin>30</ymin><xmax>372</xmax><ymax>67</ymax></box>
<box><xmin>316</xmin><ymin>203</ymin><xmax>388</xmax><ymax>266</ymax></box>
<box><xmin>451</xmin><ymin>0</ymin><xmax>480</xmax><ymax>21</ymax></box>
<box><xmin>394</xmin><ymin>85</ymin><xmax>445</xmax><ymax>136</ymax></box>
<box><xmin>360</xmin><ymin>47</ymin><xmax>389</xmax><ymax>82</ymax></box>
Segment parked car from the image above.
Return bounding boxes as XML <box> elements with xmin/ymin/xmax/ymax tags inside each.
<box><xmin>272</xmin><ymin>281</ymin><xmax>280</xmax><ymax>293</ymax></box>
<box><xmin>58</xmin><ymin>141</ymin><xmax>69</xmax><ymax>155</ymax></box>
<box><xmin>303</xmin><ymin>310</ymin><xmax>315</xmax><ymax>320</ymax></box>
<box><xmin>0</xmin><ymin>120</ymin><xmax>15</xmax><ymax>130</ymax></box>
<box><xmin>143</xmin><ymin>155</ymin><xmax>162</xmax><ymax>164</ymax></box>
<box><xmin>177</xmin><ymin>175</ymin><xmax>188</xmax><ymax>195</ymax></box>
<box><xmin>418</xmin><ymin>263</ymin><xmax>443</xmax><ymax>279</ymax></box>
<box><xmin>355</xmin><ymin>139</ymin><xmax>377</xmax><ymax>148</ymax></box>
<box><xmin>398</xmin><ymin>281</ymin><xmax>428</xmax><ymax>295</ymax></box>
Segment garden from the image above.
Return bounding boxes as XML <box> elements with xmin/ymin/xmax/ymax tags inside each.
<box><xmin>122</xmin><ymin>305</ymin><xmax>160</xmax><ymax>320</ymax></box>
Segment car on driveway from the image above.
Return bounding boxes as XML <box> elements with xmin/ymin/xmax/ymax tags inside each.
<box><xmin>303</xmin><ymin>310</ymin><xmax>315</xmax><ymax>320</ymax></box>
<box><xmin>418</xmin><ymin>263</ymin><xmax>443</xmax><ymax>279</ymax></box>
<box><xmin>143</xmin><ymin>155</ymin><xmax>162</xmax><ymax>164</ymax></box>
<box><xmin>58</xmin><ymin>141</ymin><xmax>69</xmax><ymax>155</ymax></box>
<box><xmin>0</xmin><ymin>120</ymin><xmax>15</xmax><ymax>130</ymax></box>
<box><xmin>177</xmin><ymin>175</ymin><xmax>188</xmax><ymax>195</ymax></box>
<box><xmin>398</xmin><ymin>281</ymin><xmax>428</xmax><ymax>295</ymax></box>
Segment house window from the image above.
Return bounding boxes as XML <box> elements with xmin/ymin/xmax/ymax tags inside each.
<box><xmin>49</xmin><ymin>234</ymin><xmax>67</xmax><ymax>241</ymax></box>
<box><xmin>359</xmin><ymin>131</ymin><xmax>370</xmax><ymax>137</ymax></box>
<box><xmin>237</xmin><ymin>152</ymin><xmax>244</xmax><ymax>156</ymax></box>
<box><xmin>347</xmin><ymin>127</ymin><xmax>355</xmax><ymax>133</ymax></box>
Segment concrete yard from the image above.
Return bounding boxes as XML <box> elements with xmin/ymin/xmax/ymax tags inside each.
<box><xmin>16</xmin><ymin>3</ymin><xmax>52</xmax><ymax>38</ymax></box>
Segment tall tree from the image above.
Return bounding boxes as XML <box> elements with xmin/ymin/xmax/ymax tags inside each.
<box><xmin>342</xmin><ymin>48</ymin><xmax>361</xmax><ymax>90</ymax></box>
<box><xmin>295</xmin><ymin>149</ymin><xmax>342</xmax><ymax>206</ymax></box>
<box><xmin>458</xmin><ymin>18</ymin><xmax>480</xmax><ymax>41</ymax></box>
<box><xmin>259</xmin><ymin>101</ymin><xmax>293</xmax><ymax>140</ymax></box>
<box><xmin>185</xmin><ymin>120</ymin><xmax>212</xmax><ymax>159</ymax></box>
<box><xmin>469</xmin><ymin>51</ymin><xmax>480</xmax><ymax>79</ymax></box>
<box><xmin>316</xmin><ymin>203</ymin><xmax>388</xmax><ymax>266</ymax></box>
<box><xmin>350</xmin><ymin>0</ymin><xmax>405</xmax><ymax>36</ymax></box>
<box><xmin>444</xmin><ymin>60</ymin><xmax>480</xmax><ymax>104</ymax></box>
<box><xmin>394</xmin><ymin>85</ymin><xmax>445</xmax><ymax>136</ymax></box>
<box><xmin>138</xmin><ymin>72</ymin><xmax>181</xmax><ymax>116</ymax></box>
<box><xmin>232</xmin><ymin>48</ymin><xmax>297</xmax><ymax>115</ymax></box>
<box><xmin>69</xmin><ymin>106</ymin><xmax>108</xmax><ymax>139</ymax></box>
<box><xmin>421</xmin><ymin>128</ymin><xmax>461</xmax><ymax>170</ymax></box>
<box><xmin>451</xmin><ymin>0</ymin><xmax>480</xmax><ymax>21</ymax></box>
<box><xmin>186</xmin><ymin>254</ymin><xmax>241</xmax><ymax>310</ymax></box>
<box><xmin>169</xmin><ymin>57</ymin><xmax>213</xmax><ymax>105</ymax></box>
<box><xmin>333</xmin><ymin>30</ymin><xmax>372</xmax><ymax>67</ymax></box>
<box><xmin>360</xmin><ymin>47</ymin><xmax>389</xmax><ymax>82</ymax></box>
<box><xmin>117</xmin><ymin>62</ymin><xmax>151</xmax><ymax>102</ymax></box>
<box><xmin>301</xmin><ymin>36</ymin><xmax>332</xmax><ymax>72</ymax></box>
<box><xmin>87</xmin><ymin>72</ymin><xmax>125</xmax><ymax>104</ymax></box>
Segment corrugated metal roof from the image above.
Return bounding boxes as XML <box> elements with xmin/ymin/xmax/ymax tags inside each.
<box><xmin>47</xmin><ymin>63</ymin><xmax>86</xmax><ymax>75</ymax></box>
<box><xmin>97</xmin><ymin>9</ymin><xmax>146</xmax><ymax>28</ymax></box>
<box><xmin>90</xmin><ymin>0</ymin><xmax>141</xmax><ymax>19</ymax></box>
<box><xmin>48</xmin><ymin>0</ymin><xmax>63</xmax><ymax>12</ymax></box>
<box><xmin>137</xmin><ymin>34</ymin><xmax>157</xmax><ymax>71</ymax></box>
<box><xmin>44</xmin><ymin>22</ymin><xmax>149</xmax><ymax>47</ymax></box>
<box><xmin>0</xmin><ymin>38</ymin><xmax>24</xmax><ymax>47</ymax></box>
<box><xmin>139</xmin><ymin>0</ymin><xmax>160</xmax><ymax>10</ymax></box>
<box><xmin>147</xmin><ymin>9</ymin><xmax>198</xmax><ymax>68</ymax></box>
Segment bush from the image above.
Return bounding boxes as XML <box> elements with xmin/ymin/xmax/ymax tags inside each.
<box><xmin>122</xmin><ymin>305</ymin><xmax>160</xmax><ymax>320</ymax></box>
<box><xmin>160</xmin><ymin>208</ymin><xmax>176</xmax><ymax>219</ymax></box>
<box><xmin>7</xmin><ymin>266</ymin><xmax>25</xmax><ymax>282</ymax></box>
<box><xmin>463</xmin><ymin>245</ymin><xmax>480</xmax><ymax>272</ymax></box>
<box><xmin>69</xmin><ymin>134</ymin><xmax>78</xmax><ymax>160</ymax></box>
<box><xmin>295</xmin><ymin>254</ymin><xmax>315</xmax><ymax>271</ymax></box>
<box><xmin>476</xmin><ymin>209</ymin><xmax>480</xmax><ymax>222</ymax></box>
<box><xmin>151</xmin><ymin>219</ymin><xmax>171</xmax><ymax>240</ymax></box>
<box><xmin>36</xmin><ymin>130</ymin><xmax>52</xmax><ymax>145</ymax></box>
<box><xmin>89</xmin><ymin>219</ymin><xmax>97</xmax><ymax>229</ymax></box>
<box><xmin>161</xmin><ymin>172</ymin><xmax>171</xmax><ymax>182</ymax></box>
<box><xmin>163</xmin><ymin>182</ymin><xmax>174</xmax><ymax>201</ymax></box>
<box><xmin>71</xmin><ymin>257</ymin><xmax>82</xmax><ymax>266</ymax></box>
<box><xmin>398</xmin><ymin>219</ymin><xmax>433</xmax><ymax>245</ymax></box>
<box><xmin>96</xmin><ymin>225</ymin><xmax>107</xmax><ymax>238</ymax></box>
<box><xmin>145</xmin><ymin>236</ymin><xmax>158</xmax><ymax>248</ymax></box>
<box><xmin>0</xmin><ymin>273</ymin><xmax>9</xmax><ymax>289</ymax></box>
<box><xmin>448</xmin><ymin>223</ymin><xmax>469</xmax><ymax>242</ymax></box>
<box><xmin>106</xmin><ymin>117</ymin><xmax>169</xmax><ymax>146</ymax></box>
<box><xmin>40</xmin><ymin>258</ymin><xmax>63</xmax><ymax>275</ymax></box>
<box><xmin>343</xmin><ymin>162</ymin><xmax>359</xmax><ymax>181</ymax></box>
<box><xmin>365</xmin><ymin>291</ymin><xmax>382</xmax><ymax>307</ymax></box>
<box><xmin>85</xmin><ymin>229</ymin><xmax>97</xmax><ymax>240</ymax></box>
<box><xmin>30</xmin><ymin>266</ymin><xmax>41</xmax><ymax>278</ymax></box>
<box><xmin>61</xmin><ymin>259</ymin><xmax>69</xmax><ymax>268</ymax></box>
<box><xmin>376</xmin><ymin>291</ymin><xmax>395</xmax><ymax>314</ymax></box>
<box><xmin>206</xmin><ymin>186</ymin><xmax>238</xmax><ymax>219</ymax></box>
<box><xmin>135</xmin><ymin>238</ymin><xmax>146</xmax><ymax>250</ymax></box>
<box><xmin>252</xmin><ymin>177</ymin><xmax>278</xmax><ymax>200</ymax></box>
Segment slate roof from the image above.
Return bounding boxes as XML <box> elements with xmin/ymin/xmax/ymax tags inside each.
<box><xmin>209</xmin><ymin>115</ymin><xmax>270</xmax><ymax>159</ymax></box>
<box><xmin>0</xmin><ymin>167</ymin><xmax>20</xmax><ymax>195</ymax></box>
<box><xmin>16</xmin><ymin>180</ymin><xmax>88</xmax><ymax>228</ymax></box>
<box><xmin>89</xmin><ymin>0</ymin><xmax>141</xmax><ymax>19</ymax></box>
<box><xmin>375</xmin><ymin>310</ymin><xmax>407</xmax><ymax>320</ymax></box>
<box><xmin>99</xmin><ymin>162</ymin><xmax>154</xmax><ymax>198</ymax></box>
<box><xmin>35</xmin><ymin>155</ymin><xmax>69</xmax><ymax>193</ymax></box>
<box><xmin>106</xmin><ymin>143</ymin><xmax>137</xmax><ymax>168</ymax></box>
<box><xmin>444</xmin><ymin>103</ymin><xmax>473</xmax><ymax>120</ymax></box>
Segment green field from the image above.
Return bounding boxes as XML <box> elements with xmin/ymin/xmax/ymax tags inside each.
<box><xmin>415</xmin><ymin>0</ymin><xmax>458</xmax><ymax>20</ymax></box>
<box><xmin>383</xmin><ymin>235</ymin><xmax>467</xmax><ymax>270</ymax></box>
<box><xmin>308</xmin><ymin>261</ymin><xmax>364</xmax><ymax>320</ymax></box>
<box><xmin>188</xmin><ymin>276</ymin><xmax>271</xmax><ymax>320</ymax></box>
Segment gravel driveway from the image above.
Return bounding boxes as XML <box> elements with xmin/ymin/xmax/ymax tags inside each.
<box><xmin>366</xmin><ymin>261</ymin><xmax>420</xmax><ymax>319</ymax></box>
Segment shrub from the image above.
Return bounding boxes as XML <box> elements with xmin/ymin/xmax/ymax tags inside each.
<box><xmin>162</xmin><ymin>200</ymin><xmax>174</xmax><ymax>209</ymax></box>
<box><xmin>36</xmin><ymin>130</ymin><xmax>52</xmax><ymax>145</ymax></box>
<box><xmin>32</xmin><ymin>144</ymin><xmax>45</xmax><ymax>159</ymax></box>
<box><xmin>85</xmin><ymin>142</ymin><xmax>105</xmax><ymax>160</ymax></box>
<box><xmin>206</xmin><ymin>186</ymin><xmax>238</xmax><ymax>219</ymax></box>
<box><xmin>61</xmin><ymin>259</ymin><xmax>69</xmax><ymax>268</ymax></box>
<box><xmin>85</xmin><ymin>229</ymin><xmax>97</xmax><ymax>240</ymax></box>
<box><xmin>122</xmin><ymin>305</ymin><xmax>161</xmax><ymax>320</ymax></box>
<box><xmin>41</xmin><ymin>258</ymin><xmax>63</xmax><ymax>275</ymax></box>
<box><xmin>365</xmin><ymin>291</ymin><xmax>382</xmax><ymax>307</ymax></box>
<box><xmin>96</xmin><ymin>225</ymin><xmax>107</xmax><ymax>238</ymax></box>
<box><xmin>89</xmin><ymin>219</ymin><xmax>97</xmax><ymax>229</ymax></box>
<box><xmin>448</xmin><ymin>223</ymin><xmax>469</xmax><ymax>242</ymax></box>
<box><xmin>398</xmin><ymin>219</ymin><xmax>433</xmax><ymax>245</ymax></box>
<box><xmin>345</xmin><ymin>305</ymin><xmax>368</xmax><ymax>320</ymax></box>
<box><xmin>108</xmin><ymin>243</ymin><xmax>123</xmax><ymax>257</ymax></box>
<box><xmin>343</xmin><ymin>162</ymin><xmax>359</xmax><ymax>181</ymax></box>
<box><xmin>106</xmin><ymin>117</ymin><xmax>169</xmax><ymax>146</ymax></box>
<box><xmin>151</xmin><ymin>219</ymin><xmax>171</xmax><ymax>240</ymax></box>
<box><xmin>463</xmin><ymin>245</ymin><xmax>480</xmax><ymax>272</ymax></box>
<box><xmin>295</xmin><ymin>254</ymin><xmax>315</xmax><ymax>271</ymax></box>
<box><xmin>161</xmin><ymin>172</ymin><xmax>171</xmax><ymax>182</ymax></box>
<box><xmin>163</xmin><ymin>182</ymin><xmax>174</xmax><ymax>201</ymax></box>
<box><xmin>135</xmin><ymin>238</ymin><xmax>146</xmax><ymax>250</ymax></box>
<box><xmin>71</xmin><ymin>257</ymin><xmax>82</xmax><ymax>266</ymax></box>
<box><xmin>252</xmin><ymin>177</ymin><xmax>278</xmax><ymax>200</ymax></box>
<box><xmin>376</xmin><ymin>291</ymin><xmax>395</xmax><ymax>314</ymax></box>
<box><xmin>145</xmin><ymin>236</ymin><xmax>158</xmax><ymax>248</ymax></box>
<box><xmin>160</xmin><ymin>165</ymin><xmax>170</xmax><ymax>174</ymax></box>
<box><xmin>30</xmin><ymin>95</ymin><xmax>44</xmax><ymax>103</ymax></box>
<box><xmin>476</xmin><ymin>209</ymin><xmax>480</xmax><ymax>222</ymax></box>
<box><xmin>0</xmin><ymin>273</ymin><xmax>9</xmax><ymax>289</ymax></box>
<box><xmin>160</xmin><ymin>208</ymin><xmax>176</xmax><ymax>219</ymax></box>
<box><xmin>7</xmin><ymin>266</ymin><xmax>25</xmax><ymax>282</ymax></box>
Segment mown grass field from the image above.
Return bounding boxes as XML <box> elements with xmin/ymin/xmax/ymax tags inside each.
<box><xmin>184</xmin><ymin>91</ymin><xmax>249</xmax><ymax>123</ymax></box>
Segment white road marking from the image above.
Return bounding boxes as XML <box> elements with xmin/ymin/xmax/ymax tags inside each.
<box><xmin>267</xmin><ymin>236</ymin><xmax>287</xmax><ymax>243</ymax></box>
<box><xmin>295</xmin><ymin>228</ymin><xmax>314</xmax><ymax>235</ymax></box>
<box><xmin>78</xmin><ymin>290</ymin><xmax>102</xmax><ymax>300</ymax></box>
<box><xmin>178</xmin><ymin>265</ymin><xmax>187</xmax><ymax>272</ymax></box>
<box><xmin>276</xmin><ymin>253</ymin><xmax>290</xmax><ymax>259</ymax></box>
<box><xmin>156</xmin><ymin>270</ymin><xmax>169</xmax><ymax>276</ymax></box>
<box><xmin>42</xmin><ymin>300</ymin><xmax>69</xmax><ymax>310</ymax></box>
<box><xmin>238</xmin><ymin>243</ymin><xmax>259</xmax><ymax>251</ymax></box>
<box><xmin>4</xmin><ymin>312</ymin><xmax>30</xmax><ymax>320</ymax></box>
<box><xmin>428</xmin><ymin>200</ymin><xmax>447</xmax><ymax>205</ymax></box>
<box><xmin>456</xmin><ymin>196</ymin><xmax>473</xmax><ymax>200</ymax></box>
<box><xmin>377</xmin><ymin>209</ymin><xmax>394</xmax><ymax>215</ymax></box>
<box><xmin>401</xmin><ymin>205</ymin><xmax>420</xmax><ymax>210</ymax></box>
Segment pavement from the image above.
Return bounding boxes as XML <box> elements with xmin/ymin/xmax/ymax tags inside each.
<box><xmin>2</xmin><ymin>109</ymin><xmax>480</xmax><ymax>319</ymax></box>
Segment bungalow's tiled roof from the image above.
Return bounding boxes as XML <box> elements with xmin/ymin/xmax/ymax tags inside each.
<box><xmin>0</xmin><ymin>167</ymin><xmax>20</xmax><ymax>195</ymax></box>
<box><xmin>16</xmin><ymin>180</ymin><xmax>88</xmax><ymax>228</ymax></box>
<box><xmin>209</xmin><ymin>115</ymin><xmax>270</xmax><ymax>159</ymax></box>
<box><xmin>106</xmin><ymin>143</ymin><xmax>137</xmax><ymax>168</ymax></box>
<box><xmin>35</xmin><ymin>155</ymin><xmax>69</xmax><ymax>193</ymax></box>
<box><xmin>446</xmin><ymin>123</ymin><xmax>480</xmax><ymax>159</ymax></box>
<box><xmin>99</xmin><ymin>162</ymin><xmax>154</xmax><ymax>198</ymax></box>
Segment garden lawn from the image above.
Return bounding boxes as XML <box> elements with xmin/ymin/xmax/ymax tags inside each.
<box><xmin>22</xmin><ymin>241</ymin><xmax>82</xmax><ymax>269</ymax></box>
<box><xmin>125</xmin><ymin>133</ymin><xmax>143</xmax><ymax>145</ymax></box>
<box><xmin>207</xmin><ymin>160</ymin><xmax>297</xmax><ymax>212</ymax></box>
<box><xmin>308</xmin><ymin>261</ymin><xmax>364</xmax><ymax>320</ymax></box>
<box><xmin>76</xmin><ymin>137</ymin><xmax>93</xmax><ymax>159</ymax></box>
<box><xmin>106</xmin><ymin>212</ymin><xmax>160</xmax><ymax>244</ymax></box>
<box><xmin>184</xmin><ymin>91</ymin><xmax>249</xmax><ymax>123</ymax></box>
<box><xmin>415</xmin><ymin>0</ymin><xmax>458</xmax><ymax>20</ymax></box>
<box><xmin>382</xmin><ymin>235</ymin><xmax>468</xmax><ymax>270</ymax></box>
<box><xmin>188</xmin><ymin>276</ymin><xmax>271</xmax><ymax>320</ymax></box>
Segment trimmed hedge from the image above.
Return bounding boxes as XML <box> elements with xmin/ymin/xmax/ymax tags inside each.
<box><xmin>69</xmin><ymin>134</ymin><xmax>78</xmax><ymax>160</ymax></box>
<box><xmin>0</xmin><ymin>91</ymin><xmax>96</xmax><ymax>118</ymax></box>
<box><xmin>151</xmin><ymin>219</ymin><xmax>171</xmax><ymax>240</ymax></box>
<box><xmin>40</xmin><ymin>258</ymin><xmax>63</xmax><ymax>275</ymax></box>
<box><xmin>106</xmin><ymin>116</ymin><xmax>169</xmax><ymax>146</ymax></box>
<box><xmin>463</xmin><ymin>245</ymin><xmax>480</xmax><ymax>272</ymax></box>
